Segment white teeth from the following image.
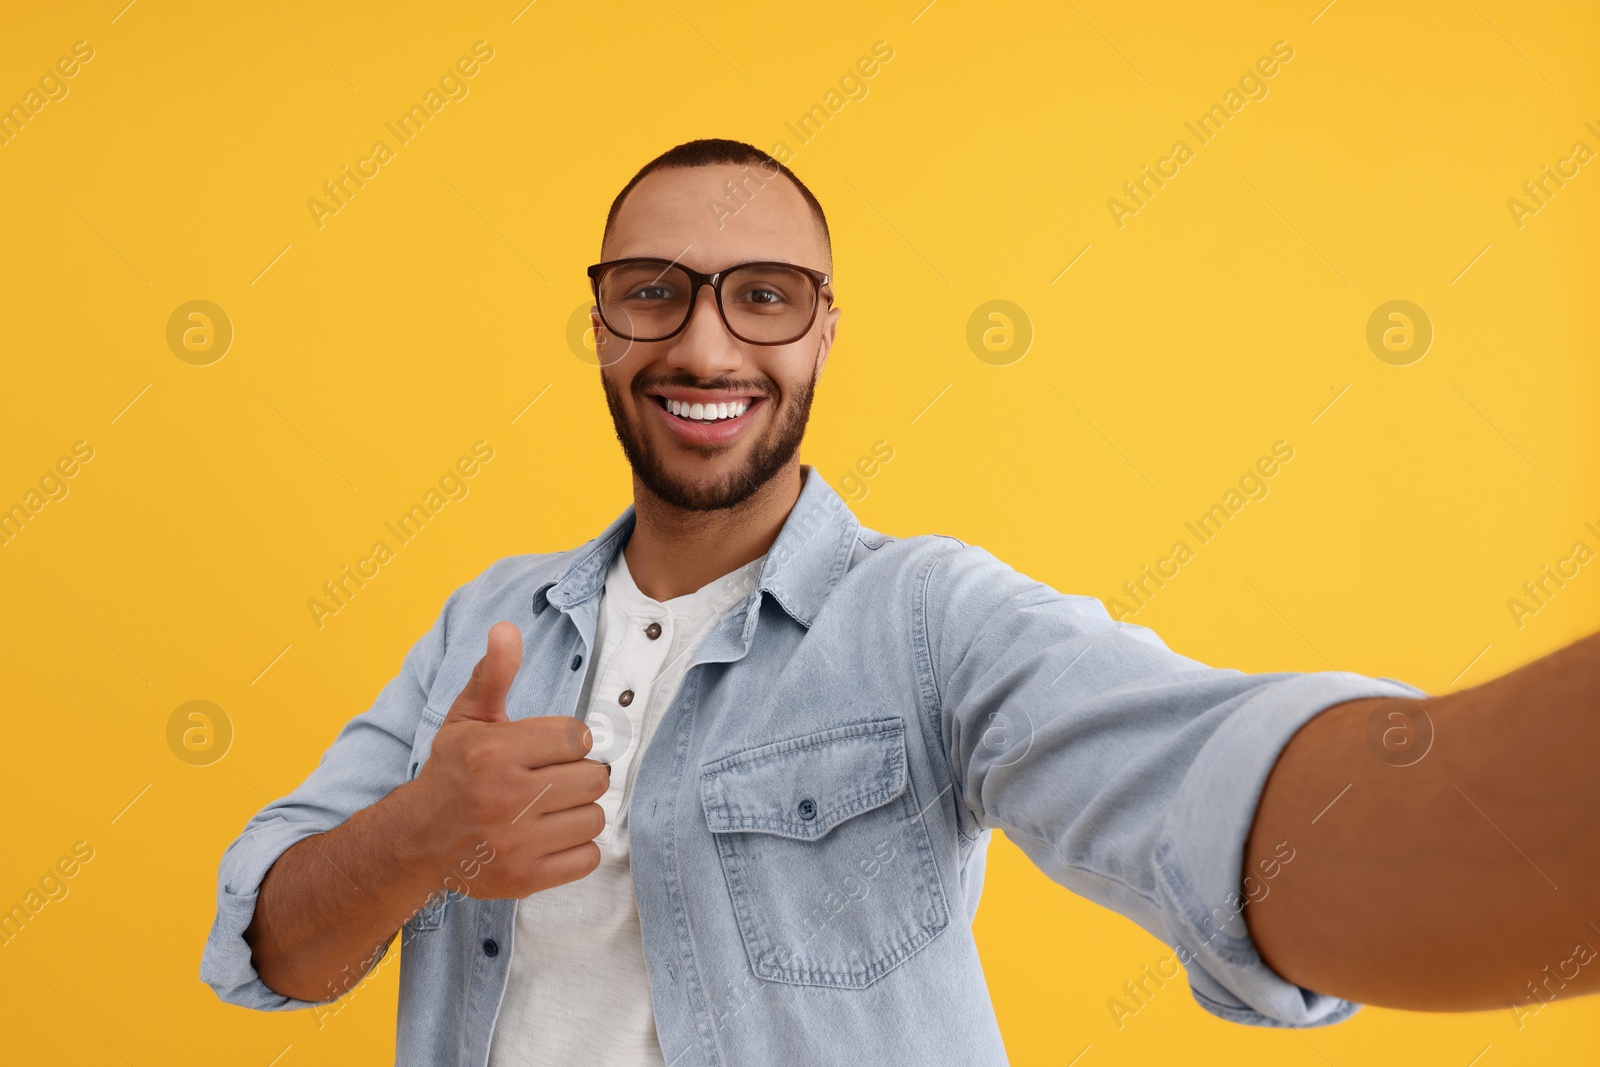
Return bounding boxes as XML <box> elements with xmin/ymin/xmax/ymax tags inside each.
<box><xmin>663</xmin><ymin>398</ymin><xmax>750</xmax><ymax>421</ymax></box>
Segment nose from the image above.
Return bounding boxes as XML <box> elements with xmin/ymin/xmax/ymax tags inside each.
<box><xmin>665</xmin><ymin>281</ymin><xmax>744</xmax><ymax>379</ymax></box>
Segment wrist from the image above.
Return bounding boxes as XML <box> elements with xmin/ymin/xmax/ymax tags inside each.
<box><xmin>382</xmin><ymin>777</ymin><xmax>456</xmax><ymax>899</ymax></box>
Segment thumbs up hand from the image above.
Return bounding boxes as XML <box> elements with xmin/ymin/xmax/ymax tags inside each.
<box><xmin>412</xmin><ymin>621</ymin><xmax>609</xmax><ymax>898</ymax></box>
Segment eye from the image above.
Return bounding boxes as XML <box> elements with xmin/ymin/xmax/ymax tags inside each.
<box><xmin>725</xmin><ymin>264</ymin><xmax>810</xmax><ymax>312</ymax></box>
<box><xmin>729</xmin><ymin>281</ymin><xmax>796</xmax><ymax>308</ymax></box>
<box><xmin>628</xmin><ymin>285</ymin><xmax>676</xmax><ymax>301</ymax></box>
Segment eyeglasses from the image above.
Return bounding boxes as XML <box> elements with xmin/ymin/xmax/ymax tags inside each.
<box><xmin>586</xmin><ymin>257</ymin><xmax>831</xmax><ymax>346</ymax></box>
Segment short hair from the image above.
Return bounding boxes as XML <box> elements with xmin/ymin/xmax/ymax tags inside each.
<box><xmin>601</xmin><ymin>138</ymin><xmax>831</xmax><ymax>260</ymax></box>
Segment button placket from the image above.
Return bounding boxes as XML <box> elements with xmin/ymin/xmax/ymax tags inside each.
<box><xmin>593</xmin><ymin>616</ymin><xmax>672</xmax><ymax>846</ymax></box>
<box><xmin>613</xmin><ymin>616</ymin><xmax>669</xmax><ymax>718</ymax></box>
<box><xmin>608</xmin><ymin>612</ymin><xmax>688</xmax><ymax>834</ymax></box>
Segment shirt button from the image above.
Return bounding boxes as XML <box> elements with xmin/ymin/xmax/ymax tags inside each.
<box><xmin>797</xmin><ymin>798</ymin><xmax>817</xmax><ymax>820</ymax></box>
<box><xmin>570</xmin><ymin>653</ymin><xmax>583</xmax><ymax>671</ymax></box>
<box><xmin>482</xmin><ymin>939</ymin><xmax>499</xmax><ymax>958</ymax></box>
<box><xmin>644</xmin><ymin>621</ymin><xmax>662</xmax><ymax>640</ymax></box>
<box><xmin>618</xmin><ymin>689</ymin><xmax>634</xmax><ymax>707</ymax></box>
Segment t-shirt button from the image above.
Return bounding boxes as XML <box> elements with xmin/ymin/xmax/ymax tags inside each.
<box><xmin>644</xmin><ymin>621</ymin><xmax>662</xmax><ymax>640</ymax></box>
<box><xmin>482</xmin><ymin>939</ymin><xmax>499</xmax><ymax>958</ymax></box>
<box><xmin>618</xmin><ymin>689</ymin><xmax>635</xmax><ymax>707</ymax></box>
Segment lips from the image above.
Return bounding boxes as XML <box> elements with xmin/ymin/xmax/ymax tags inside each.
<box><xmin>645</xmin><ymin>391</ymin><xmax>765</xmax><ymax>446</ymax></box>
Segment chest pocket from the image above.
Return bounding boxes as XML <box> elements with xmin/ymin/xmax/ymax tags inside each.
<box><xmin>699</xmin><ymin>717</ymin><xmax>950</xmax><ymax>989</ymax></box>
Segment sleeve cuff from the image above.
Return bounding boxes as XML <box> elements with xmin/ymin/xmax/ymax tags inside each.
<box><xmin>199</xmin><ymin>812</ymin><xmax>380</xmax><ymax>1011</ymax></box>
<box><xmin>1152</xmin><ymin>671</ymin><xmax>1428</xmax><ymax>1027</ymax></box>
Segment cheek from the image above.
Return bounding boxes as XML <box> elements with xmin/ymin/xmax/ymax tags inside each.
<box><xmin>764</xmin><ymin>354</ymin><xmax>815</xmax><ymax>403</ymax></box>
<box><xmin>630</xmin><ymin>389</ymin><xmax>658</xmax><ymax>423</ymax></box>
<box><xmin>599</xmin><ymin>370</ymin><xmax>641</xmax><ymax>422</ymax></box>
<box><xmin>596</xmin><ymin>329</ymin><xmax>642</xmax><ymax>369</ymax></box>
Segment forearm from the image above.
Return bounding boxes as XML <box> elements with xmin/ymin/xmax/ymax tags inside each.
<box><xmin>1245</xmin><ymin>629</ymin><xmax>1600</xmax><ymax>1011</ymax></box>
<box><xmin>244</xmin><ymin>778</ymin><xmax>446</xmax><ymax>1003</ymax></box>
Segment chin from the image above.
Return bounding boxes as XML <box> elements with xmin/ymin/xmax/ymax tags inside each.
<box><xmin>642</xmin><ymin>462</ymin><xmax>767</xmax><ymax>513</ymax></box>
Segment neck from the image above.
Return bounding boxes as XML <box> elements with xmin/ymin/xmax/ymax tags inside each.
<box><xmin>623</xmin><ymin>462</ymin><xmax>805</xmax><ymax>601</ymax></box>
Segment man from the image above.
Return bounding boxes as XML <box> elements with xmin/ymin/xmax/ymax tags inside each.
<box><xmin>202</xmin><ymin>138</ymin><xmax>1600</xmax><ymax>1065</ymax></box>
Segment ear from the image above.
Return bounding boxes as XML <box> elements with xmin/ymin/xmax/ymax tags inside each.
<box><xmin>814</xmin><ymin>303</ymin><xmax>841</xmax><ymax>377</ymax></box>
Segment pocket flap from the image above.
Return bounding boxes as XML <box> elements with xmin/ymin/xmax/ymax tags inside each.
<box><xmin>700</xmin><ymin>718</ymin><xmax>907</xmax><ymax>841</ymax></box>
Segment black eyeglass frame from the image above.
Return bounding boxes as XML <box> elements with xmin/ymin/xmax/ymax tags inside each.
<box><xmin>585</xmin><ymin>257</ymin><xmax>833</xmax><ymax>346</ymax></box>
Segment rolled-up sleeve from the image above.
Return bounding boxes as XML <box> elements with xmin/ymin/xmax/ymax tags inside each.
<box><xmin>924</xmin><ymin>542</ymin><xmax>1427</xmax><ymax>1028</ymax></box>
<box><xmin>200</xmin><ymin>580</ymin><xmax>468</xmax><ymax>1010</ymax></box>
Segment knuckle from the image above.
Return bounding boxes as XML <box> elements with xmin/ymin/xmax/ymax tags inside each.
<box><xmin>524</xmin><ymin>853</ymin><xmax>560</xmax><ymax>891</ymax></box>
<box><xmin>564</xmin><ymin>716</ymin><xmax>592</xmax><ymax>756</ymax></box>
<box><xmin>511</xmin><ymin>860</ymin><xmax>545</xmax><ymax>895</ymax></box>
<box><xmin>526</xmin><ymin>775</ymin><xmax>552</xmax><ymax>814</ymax></box>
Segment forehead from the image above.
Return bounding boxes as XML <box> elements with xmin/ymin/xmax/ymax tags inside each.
<box><xmin>603</xmin><ymin>162</ymin><xmax>830</xmax><ymax>273</ymax></box>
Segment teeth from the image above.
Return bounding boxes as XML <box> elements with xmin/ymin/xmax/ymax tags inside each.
<box><xmin>664</xmin><ymin>398</ymin><xmax>749</xmax><ymax>421</ymax></box>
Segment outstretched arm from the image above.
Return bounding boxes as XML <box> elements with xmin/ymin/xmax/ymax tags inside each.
<box><xmin>1245</xmin><ymin>630</ymin><xmax>1600</xmax><ymax>1014</ymax></box>
<box><xmin>922</xmin><ymin>539</ymin><xmax>1435</xmax><ymax>1027</ymax></box>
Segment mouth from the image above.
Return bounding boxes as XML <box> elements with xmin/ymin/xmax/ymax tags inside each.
<box><xmin>644</xmin><ymin>390</ymin><xmax>766</xmax><ymax>446</ymax></box>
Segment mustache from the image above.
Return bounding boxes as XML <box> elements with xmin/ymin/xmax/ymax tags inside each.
<box><xmin>632</xmin><ymin>371</ymin><xmax>775</xmax><ymax>398</ymax></box>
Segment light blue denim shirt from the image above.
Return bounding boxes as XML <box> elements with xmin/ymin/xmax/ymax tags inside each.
<box><xmin>201</xmin><ymin>465</ymin><xmax>1427</xmax><ymax>1065</ymax></box>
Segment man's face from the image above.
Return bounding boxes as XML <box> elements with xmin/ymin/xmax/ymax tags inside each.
<box><xmin>596</xmin><ymin>163</ymin><xmax>839</xmax><ymax>512</ymax></box>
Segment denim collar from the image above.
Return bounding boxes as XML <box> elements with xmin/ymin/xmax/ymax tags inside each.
<box><xmin>531</xmin><ymin>465</ymin><xmax>860</xmax><ymax>631</ymax></box>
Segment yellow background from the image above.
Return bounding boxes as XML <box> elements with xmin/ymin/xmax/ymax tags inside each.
<box><xmin>2</xmin><ymin>0</ymin><xmax>1596</xmax><ymax>1063</ymax></box>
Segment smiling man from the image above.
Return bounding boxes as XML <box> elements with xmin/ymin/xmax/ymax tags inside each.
<box><xmin>202</xmin><ymin>139</ymin><xmax>1600</xmax><ymax>1066</ymax></box>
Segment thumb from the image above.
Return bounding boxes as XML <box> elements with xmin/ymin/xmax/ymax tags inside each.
<box><xmin>445</xmin><ymin>621</ymin><xmax>522</xmax><ymax>724</ymax></box>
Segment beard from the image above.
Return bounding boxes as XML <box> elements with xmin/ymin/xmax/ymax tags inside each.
<box><xmin>602</xmin><ymin>367</ymin><xmax>816</xmax><ymax>512</ymax></box>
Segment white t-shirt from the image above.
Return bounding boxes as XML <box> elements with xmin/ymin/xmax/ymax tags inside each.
<box><xmin>487</xmin><ymin>545</ymin><xmax>765</xmax><ymax>1066</ymax></box>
